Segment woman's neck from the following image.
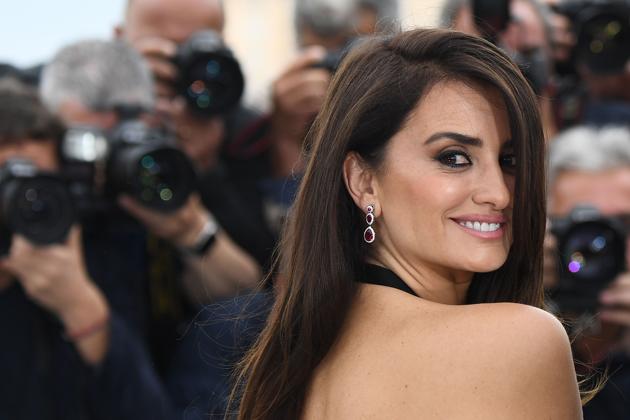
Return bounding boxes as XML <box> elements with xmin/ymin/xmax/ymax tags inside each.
<box><xmin>365</xmin><ymin>255</ymin><xmax>473</xmax><ymax>305</ymax></box>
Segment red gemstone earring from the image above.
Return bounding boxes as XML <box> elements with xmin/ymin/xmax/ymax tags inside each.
<box><xmin>364</xmin><ymin>204</ymin><xmax>375</xmax><ymax>244</ymax></box>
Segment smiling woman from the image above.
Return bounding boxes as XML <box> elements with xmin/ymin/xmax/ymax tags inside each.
<box><xmin>232</xmin><ymin>28</ymin><xmax>583</xmax><ymax>420</ymax></box>
<box><xmin>356</xmin><ymin>80</ymin><xmax>516</xmax><ymax>293</ymax></box>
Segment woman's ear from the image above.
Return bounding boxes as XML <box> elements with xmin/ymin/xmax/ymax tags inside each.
<box><xmin>343</xmin><ymin>152</ymin><xmax>379</xmax><ymax>212</ymax></box>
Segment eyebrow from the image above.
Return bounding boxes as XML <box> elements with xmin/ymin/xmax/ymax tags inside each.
<box><xmin>424</xmin><ymin>132</ymin><xmax>483</xmax><ymax>147</ymax></box>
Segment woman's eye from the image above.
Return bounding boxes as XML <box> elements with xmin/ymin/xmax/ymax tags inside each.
<box><xmin>436</xmin><ymin>151</ymin><xmax>472</xmax><ymax>168</ymax></box>
<box><xmin>500</xmin><ymin>154</ymin><xmax>516</xmax><ymax>169</ymax></box>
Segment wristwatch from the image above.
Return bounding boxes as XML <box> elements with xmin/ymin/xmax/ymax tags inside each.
<box><xmin>180</xmin><ymin>215</ymin><xmax>219</xmax><ymax>256</ymax></box>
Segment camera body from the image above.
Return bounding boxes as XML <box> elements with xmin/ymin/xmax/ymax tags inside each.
<box><xmin>0</xmin><ymin>159</ymin><xmax>75</xmax><ymax>254</ymax></box>
<box><xmin>472</xmin><ymin>0</ymin><xmax>511</xmax><ymax>41</ymax></box>
<box><xmin>549</xmin><ymin>205</ymin><xmax>627</xmax><ymax>313</ymax></box>
<box><xmin>62</xmin><ymin>118</ymin><xmax>196</xmax><ymax>215</ymax></box>
<box><xmin>554</xmin><ymin>0</ymin><xmax>630</xmax><ymax>74</ymax></box>
<box><xmin>173</xmin><ymin>30</ymin><xmax>245</xmax><ymax>117</ymax></box>
<box><xmin>311</xmin><ymin>49</ymin><xmax>346</xmax><ymax>73</ymax></box>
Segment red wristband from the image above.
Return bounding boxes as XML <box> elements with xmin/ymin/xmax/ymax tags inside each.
<box><xmin>63</xmin><ymin>313</ymin><xmax>110</xmax><ymax>341</ymax></box>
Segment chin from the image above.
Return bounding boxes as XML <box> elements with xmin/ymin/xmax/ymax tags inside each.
<box><xmin>460</xmin><ymin>253</ymin><xmax>508</xmax><ymax>273</ymax></box>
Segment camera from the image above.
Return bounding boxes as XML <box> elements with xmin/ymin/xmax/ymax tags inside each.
<box><xmin>553</xmin><ymin>0</ymin><xmax>630</xmax><ymax>74</ymax></box>
<box><xmin>470</xmin><ymin>0</ymin><xmax>550</xmax><ymax>94</ymax></box>
<box><xmin>0</xmin><ymin>159</ymin><xmax>75</xmax><ymax>254</ymax></box>
<box><xmin>174</xmin><ymin>30</ymin><xmax>245</xmax><ymax>117</ymax></box>
<box><xmin>311</xmin><ymin>49</ymin><xmax>347</xmax><ymax>73</ymax></box>
<box><xmin>549</xmin><ymin>205</ymin><xmax>627</xmax><ymax>313</ymax></box>
<box><xmin>310</xmin><ymin>38</ymin><xmax>363</xmax><ymax>73</ymax></box>
<box><xmin>61</xmin><ymin>118</ymin><xmax>196</xmax><ymax>215</ymax></box>
<box><xmin>472</xmin><ymin>0</ymin><xmax>510</xmax><ymax>42</ymax></box>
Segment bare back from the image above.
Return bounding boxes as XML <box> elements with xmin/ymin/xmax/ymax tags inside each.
<box><xmin>302</xmin><ymin>284</ymin><xmax>582</xmax><ymax>420</ymax></box>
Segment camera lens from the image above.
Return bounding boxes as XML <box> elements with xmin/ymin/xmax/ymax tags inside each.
<box><xmin>184</xmin><ymin>55</ymin><xmax>243</xmax><ymax>113</ymax></box>
<box><xmin>176</xmin><ymin>30</ymin><xmax>244</xmax><ymax>117</ymax></box>
<box><xmin>577</xmin><ymin>11</ymin><xmax>630</xmax><ymax>74</ymax></box>
<box><xmin>3</xmin><ymin>176</ymin><xmax>75</xmax><ymax>244</ymax></box>
<box><xmin>127</xmin><ymin>147</ymin><xmax>195</xmax><ymax>212</ymax></box>
<box><xmin>559</xmin><ymin>220</ymin><xmax>625</xmax><ymax>284</ymax></box>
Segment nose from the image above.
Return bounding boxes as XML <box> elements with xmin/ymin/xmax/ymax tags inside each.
<box><xmin>472</xmin><ymin>162</ymin><xmax>512</xmax><ymax>210</ymax></box>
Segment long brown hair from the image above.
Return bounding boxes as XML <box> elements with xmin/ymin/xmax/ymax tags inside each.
<box><xmin>232</xmin><ymin>28</ymin><xmax>546</xmax><ymax>419</ymax></box>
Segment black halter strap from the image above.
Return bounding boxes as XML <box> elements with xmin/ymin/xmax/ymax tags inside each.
<box><xmin>358</xmin><ymin>264</ymin><xmax>418</xmax><ymax>297</ymax></box>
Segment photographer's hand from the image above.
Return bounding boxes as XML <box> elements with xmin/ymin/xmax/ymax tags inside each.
<box><xmin>269</xmin><ymin>46</ymin><xmax>330</xmax><ymax>176</ymax></box>
<box><xmin>599</xmin><ymin>273</ymin><xmax>630</xmax><ymax>327</ymax></box>
<box><xmin>156</xmin><ymin>97</ymin><xmax>225</xmax><ymax>172</ymax></box>
<box><xmin>119</xmin><ymin>193</ymin><xmax>208</xmax><ymax>248</ymax></box>
<box><xmin>119</xmin><ymin>194</ymin><xmax>261</xmax><ymax>301</ymax></box>
<box><xmin>542</xmin><ymin>221</ymin><xmax>559</xmax><ymax>288</ymax></box>
<box><xmin>0</xmin><ymin>227</ymin><xmax>110</xmax><ymax>365</ymax></box>
<box><xmin>129</xmin><ymin>35</ymin><xmax>226</xmax><ymax>172</ymax></box>
<box><xmin>572</xmin><ymin>274</ymin><xmax>630</xmax><ymax>364</ymax></box>
<box><xmin>128</xmin><ymin>36</ymin><xmax>179</xmax><ymax>100</ymax></box>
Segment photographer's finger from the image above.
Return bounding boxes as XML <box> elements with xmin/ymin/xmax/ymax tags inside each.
<box><xmin>599</xmin><ymin>309</ymin><xmax>630</xmax><ymax>327</ymax></box>
<box><xmin>284</xmin><ymin>46</ymin><xmax>327</xmax><ymax>74</ymax></box>
<box><xmin>280</xmin><ymin>69</ymin><xmax>330</xmax><ymax>96</ymax></box>
<box><xmin>64</xmin><ymin>226</ymin><xmax>83</xmax><ymax>249</ymax></box>
<box><xmin>155</xmin><ymin>80</ymin><xmax>177</xmax><ymax>99</ymax></box>
<box><xmin>145</xmin><ymin>58</ymin><xmax>178</xmax><ymax>84</ymax></box>
<box><xmin>131</xmin><ymin>36</ymin><xmax>177</xmax><ymax>60</ymax></box>
<box><xmin>0</xmin><ymin>254</ymin><xmax>27</xmax><ymax>279</ymax></box>
<box><xmin>118</xmin><ymin>195</ymin><xmax>162</xmax><ymax>226</ymax></box>
<box><xmin>609</xmin><ymin>273</ymin><xmax>630</xmax><ymax>288</ymax></box>
<box><xmin>7</xmin><ymin>235</ymin><xmax>38</xmax><ymax>256</ymax></box>
<box><xmin>600</xmin><ymin>287</ymin><xmax>630</xmax><ymax>306</ymax></box>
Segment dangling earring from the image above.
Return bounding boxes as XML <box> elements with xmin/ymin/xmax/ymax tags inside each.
<box><xmin>364</xmin><ymin>204</ymin><xmax>376</xmax><ymax>244</ymax></box>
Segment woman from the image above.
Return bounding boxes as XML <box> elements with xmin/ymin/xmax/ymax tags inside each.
<box><xmin>234</xmin><ymin>29</ymin><xmax>582</xmax><ymax>419</ymax></box>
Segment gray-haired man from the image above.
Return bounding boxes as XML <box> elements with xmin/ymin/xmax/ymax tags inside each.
<box><xmin>547</xmin><ymin>125</ymin><xmax>630</xmax><ymax>420</ymax></box>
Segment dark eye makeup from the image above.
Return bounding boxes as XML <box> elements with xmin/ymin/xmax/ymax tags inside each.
<box><xmin>435</xmin><ymin>150</ymin><xmax>472</xmax><ymax>168</ymax></box>
<box><xmin>434</xmin><ymin>149</ymin><xmax>517</xmax><ymax>171</ymax></box>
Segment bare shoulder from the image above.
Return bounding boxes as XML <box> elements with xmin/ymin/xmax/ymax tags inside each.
<box><xmin>460</xmin><ymin>302</ymin><xmax>571</xmax><ymax>353</ymax></box>
<box><xmin>397</xmin><ymin>302</ymin><xmax>583</xmax><ymax>419</ymax></box>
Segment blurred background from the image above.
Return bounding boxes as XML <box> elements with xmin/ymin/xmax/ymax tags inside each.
<box><xmin>0</xmin><ymin>0</ymin><xmax>446</xmax><ymax>107</ymax></box>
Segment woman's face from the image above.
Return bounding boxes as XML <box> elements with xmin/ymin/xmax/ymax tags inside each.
<box><xmin>373</xmin><ymin>80</ymin><xmax>515</xmax><ymax>278</ymax></box>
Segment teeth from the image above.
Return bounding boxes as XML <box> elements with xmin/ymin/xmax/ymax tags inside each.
<box><xmin>459</xmin><ymin>221</ymin><xmax>501</xmax><ymax>232</ymax></box>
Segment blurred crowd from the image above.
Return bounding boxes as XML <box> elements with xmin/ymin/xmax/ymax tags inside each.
<box><xmin>0</xmin><ymin>0</ymin><xmax>628</xmax><ymax>419</ymax></box>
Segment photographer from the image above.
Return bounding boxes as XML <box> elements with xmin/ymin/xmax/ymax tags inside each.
<box><xmin>547</xmin><ymin>125</ymin><xmax>630</xmax><ymax>419</ymax></box>
<box><xmin>261</xmin><ymin>0</ymin><xmax>401</xmax><ymax>230</ymax></box>
<box><xmin>269</xmin><ymin>0</ymin><xmax>363</xmax><ymax>178</ymax></box>
<box><xmin>441</xmin><ymin>0</ymin><xmax>559</xmax><ymax>138</ymax></box>
<box><xmin>546</xmin><ymin>0</ymin><xmax>630</xmax><ymax>127</ymax></box>
<box><xmin>0</xmin><ymin>79</ymin><xmax>177</xmax><ymax>420</ymax></box>
<box><xmin>40</xmin><ymin>39</ymin><xmax>261</xmax><ymax>303</ymax></box>
<box><xmin>115</xmin><ymin>0</ymin><xmax>277</xmax><ymax>269</ymax></box>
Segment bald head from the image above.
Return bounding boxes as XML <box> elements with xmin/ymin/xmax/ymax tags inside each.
<box><xmin>121</xmin><ymin>0</ymin><xmax>224</xmax><ymax>44</ymax></box>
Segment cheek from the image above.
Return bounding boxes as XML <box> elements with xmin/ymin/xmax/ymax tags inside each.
<box><xmin>384</xmin><ymin>172</ymin><xmax>469</xmax><ymax>229</ymax></box>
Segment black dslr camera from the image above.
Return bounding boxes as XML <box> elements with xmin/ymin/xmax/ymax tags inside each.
<box><xmin>553</xmin><ymin>0</ymin><xmax>630</xmax><ymax>74</ymax></box>
<box><xmin>174</xmin><ymin>30</ymin><xmax>245</xmax><ymax>117</ymax></box>
<box><xmin>61</xmin><ymin>118</ymin><xmax>196</xmax><ymax>215</ymax></box>
<box><xmin>0</xmin><ymin>159</ymin><xmax>75</xmax><ymax>254</ymax></box>
<box><xmin>472</xmin><ymin>0</ymin><xmax>511</xmax><ymax>42</ymax></box>
<box><xmin>311</xmin><ymin>48</ymin><xmax>347</xmax><ymax>73</ymax></box>
<box><xmin>310</xmin><ymin>38</ymin><xmax>361</xmax><ymax>74</ymax></box>
<box><xmin>471</xmin><ymin>0</ymin><xmax>549</xmax><ymax>94</ymax></box>
<box><xmin>549</xmin><ymin>205</ymin><xmax>627</xmax><ymax>313</ymax></box>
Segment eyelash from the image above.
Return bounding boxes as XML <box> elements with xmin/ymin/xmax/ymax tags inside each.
<box><xmin>435</xmin><ymin>150</ymin><xmax>517</xmax><ymax>170</ymax></box>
